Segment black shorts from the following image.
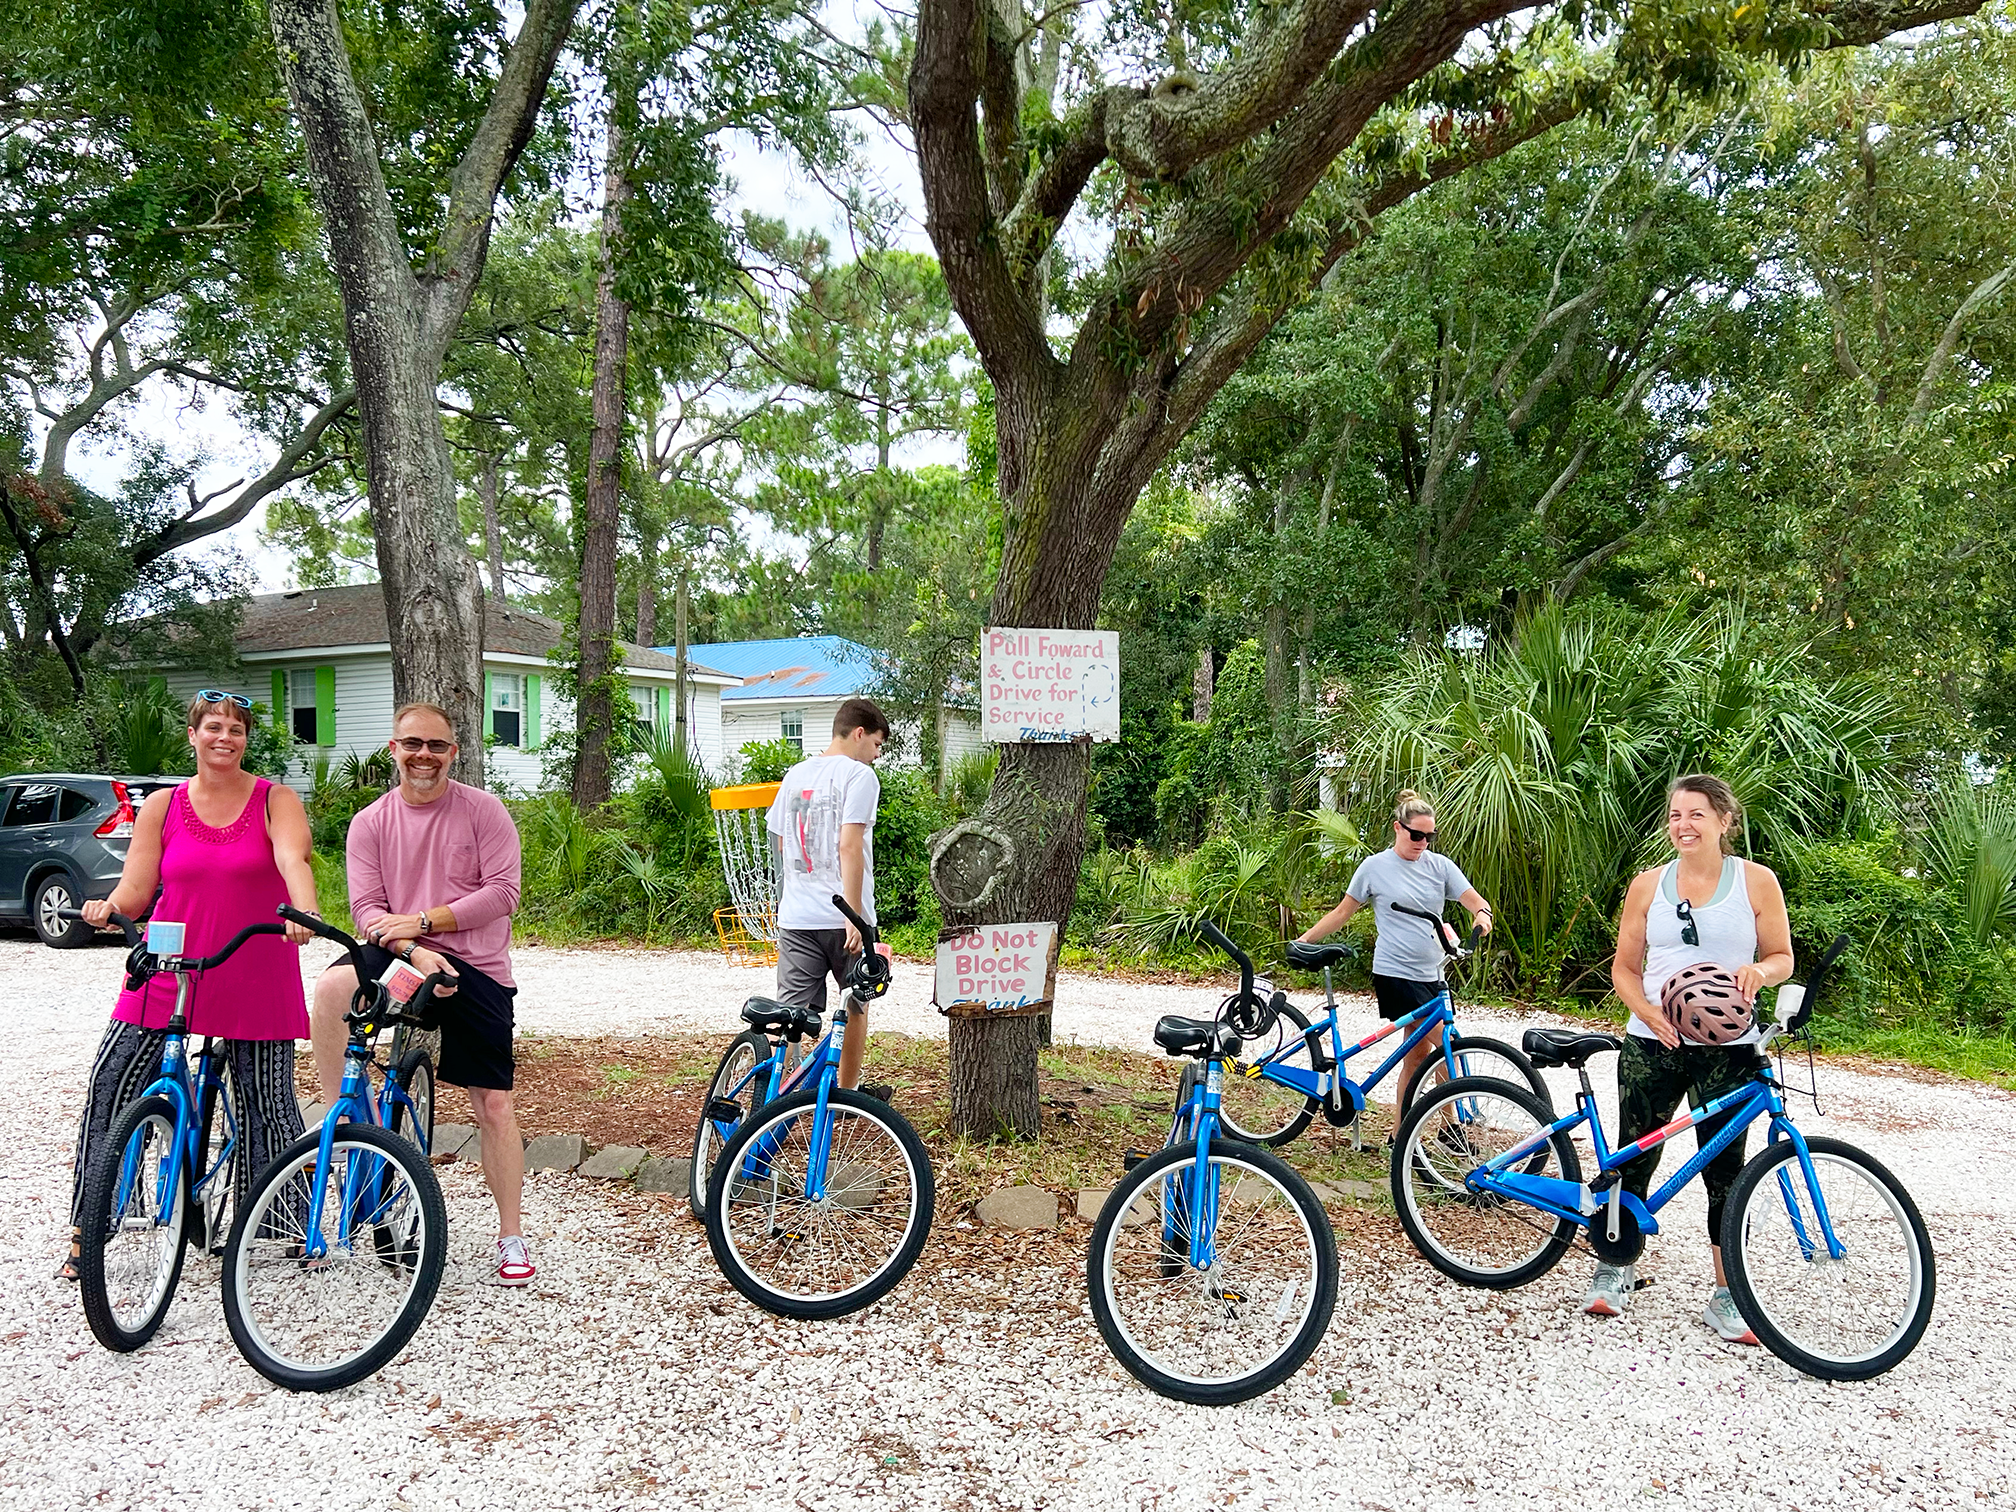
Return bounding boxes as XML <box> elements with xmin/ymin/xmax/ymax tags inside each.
<box><xmin>355</xmin><ymin>945</ymin><xmax>517</xmax><ymax>1091</ymax></box>
<box><xmin>1372</xmin><ymin>973</ymin><xmax>1447</xmax><ymax>1023</ymax></box>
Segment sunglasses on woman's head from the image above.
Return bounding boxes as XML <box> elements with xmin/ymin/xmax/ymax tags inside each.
<box><xmin>196</xmin><ymin>689</ymin><xmax>254</xmax><ymax>710</ymax></box>
<box><xmin>394</xmin><ymin>737</ymin><xmax>454</xmax><ymax>755</ymax></box>
<box><xmin>1400</xmin><ymin>823</ymin><xmax>1436</xmax><ymax>845</ymax></box>
<box><xmin>1676</xmin><ymin>898</ymin><xmax>1699</xmax><ymax>947</ymax></box>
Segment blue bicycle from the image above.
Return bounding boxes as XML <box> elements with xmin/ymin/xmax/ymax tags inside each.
<box><xmin>1088</xmin><ymin>921</ymin><xmax>1340</xmax><ymax>1405</ymax></box>
<box><xmin>1212</xmin><ymin>901</ymin><xmax>1546</xmax><ymax>1149</ymax></box>
<box><xmin>1391</xmin><ymin>936</ymin><xmax>1937</xmax><ymax>1380</ymax></box>
<box><xmin>219</xmin><ymin>907</ymin><xmax>450</xmax><ymax>1392</ymax></box>
<box><xmin>69</xmin><ymin>909</ymin><xmax>279</xmax><ymax>1353</ymax></box>
<box><xmin>701</xmin><ymin>895</ymin><xmax>935</xmax><ymax>1319</ymax></box>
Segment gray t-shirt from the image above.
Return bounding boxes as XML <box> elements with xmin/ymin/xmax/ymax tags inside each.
<box><xmin>1347</xmin><ymin>847</ymin><xmax>1474</xmax><ymax>981</ymax></box>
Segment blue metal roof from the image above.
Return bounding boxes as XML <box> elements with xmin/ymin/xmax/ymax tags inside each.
<box><xmin>667</xmin><ymin>636</ymin><xmax>879</xmax><ymax>702</ymax></box>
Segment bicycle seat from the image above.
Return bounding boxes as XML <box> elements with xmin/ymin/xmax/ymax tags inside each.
<box><xmin>740</xmin><ymin>997</ymin><xmax>822</xmax><ymax>1040</ymax></box>
<box><xmin>1285</xmin><ymin>940</ymin><xmax>1353</xmax><ymax>970</ymax></box>
<box><xmin>1152</xmin><ymin>1016</ymin><xmax>1244</xmax><ymax>1059</ymax></box>
<box><xmin>1522</xmin><ymin>1027</ymin><xmax>1621</xmax><ymax>1070</ymax></box>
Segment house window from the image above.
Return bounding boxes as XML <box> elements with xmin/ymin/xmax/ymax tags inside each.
<box><xmin>491</xmin><ymin>674</ymin><xmax>523</xmax><ymax>748</ymax></box>
<box><xmin>781</xmin><ymin>708</ymin><xmax>804</xmax><ymax>754</ymax></box>
<box><xmin>289</xmin><ymin>671</ymin><xmax>319</xmax><ymax>745</ymax></box>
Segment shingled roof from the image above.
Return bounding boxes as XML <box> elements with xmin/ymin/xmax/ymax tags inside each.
<box><xmin>234</xmin><ymin>585</ymin><xmax>727</xmax><ymax>678</ymax></box>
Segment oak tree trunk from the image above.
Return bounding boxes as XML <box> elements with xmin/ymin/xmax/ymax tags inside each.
<box><xmin>479</xmin><ymin>453</ymin><xmax>508</xmax><ymax>600</ymax></box>
<box><xmin>573</xmin><ymin>118</ymin><xmax>631</xmax><ymax>810</ymax></box>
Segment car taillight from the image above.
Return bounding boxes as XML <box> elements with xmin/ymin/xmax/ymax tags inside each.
<box><xmin>94</xmin><ymin>781</ymin><xmax>136</xmax><ymax>838</ymax></box>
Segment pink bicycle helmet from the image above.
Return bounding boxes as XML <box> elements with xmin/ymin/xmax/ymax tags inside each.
<box><xmin>1660</xmin><ymin>962</ymin><xmax>1753</xmax><ymax>1045</ymax></box>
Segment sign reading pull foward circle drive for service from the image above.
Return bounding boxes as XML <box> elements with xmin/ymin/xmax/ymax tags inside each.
<box><xmin>982</xmin><ymin>627</ymin><xmax>1120</xmax><ymax>743</ymax></box>
<box><xmin>934</xmin><ymin>921</ymin><xmax>1060</xmax><ymax>1018</ymax></box>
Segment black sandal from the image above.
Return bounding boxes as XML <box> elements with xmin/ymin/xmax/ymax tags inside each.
<box><xmin>56</xmin><ymin>1232</ymin><xmax>81</xmax><ymax>1283</ymax></box>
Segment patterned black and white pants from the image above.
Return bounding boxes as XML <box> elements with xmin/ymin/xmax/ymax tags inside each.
<box><xmin>69</xmin><ymin>1020</ymin><xmax>303</xmax><ymax>1228</ymax></box>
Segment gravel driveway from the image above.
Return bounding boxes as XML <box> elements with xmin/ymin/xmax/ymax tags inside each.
<box><xmin>4</xmin><ymin>935</ymin><xmax>2012</xmax><ymax>1510</ymax></box>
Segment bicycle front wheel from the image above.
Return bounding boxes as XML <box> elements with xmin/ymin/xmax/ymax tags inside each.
<box><xmin>690</xmin><ymin>1030</ymin><xmax>772</xmax><ymax>1219</ymax></box>
<box><xmin>222</xmin><ymin>1123</ymin><xmax>448</xmax><ymax>1392</ymax></box>
<box><xmin>704</xmin><ymin>1087</ymin><xmax>933</xmax><ymax>1320</ymax></box>
<box><xmin>1088</xmin><ymin>1139</ymin><xmax>1338</xmax><ymax>1405</ymax></box>
<box><xmin>1391</xmin><ymin>1077</ymin><xmax>1579</xmax><ymax>1289</ymax></box>
<box><xmin>78</xmin><ymin>1094</ymin><xmax>191</xmax><ymax>1352</ymax></box>
<box><xmin>1722</xmin><ymin>1135</ymin><xmax>1935</xmax><ymax>1381</ymax></box>
<box><xmin>1219</xmin><ymin>1002</ymin><xmax>1322</xmax><ymax>1147</ymax></box>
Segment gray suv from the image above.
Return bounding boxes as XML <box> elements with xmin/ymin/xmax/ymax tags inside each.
<box><xmin>0</xmin><ymin>774</ymin><xmax>182</xmax><ymax>947</ymax></box>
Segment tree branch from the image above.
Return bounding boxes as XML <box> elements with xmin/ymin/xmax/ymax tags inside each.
<box><xmin>418</xmin><ymin>0</ymin><xmax>584</xmax><ymax>358</ymax></box>
<box><xmin>1906</xmin><ymin>259</ymin><xmax>2016</xmax><ymax>431</ymax></box>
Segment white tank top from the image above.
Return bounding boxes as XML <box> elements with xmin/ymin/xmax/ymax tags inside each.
<box><xmin>1632</xmin><ymin>855</ymin><xmax>1761</xmax><ymax>1044</ymax></box>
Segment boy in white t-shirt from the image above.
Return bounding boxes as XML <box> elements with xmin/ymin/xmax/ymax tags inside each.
<box><xmin>765</xmin><ymin>698</ymin><xmax>891</xmax><ymax>1092</ymax></box>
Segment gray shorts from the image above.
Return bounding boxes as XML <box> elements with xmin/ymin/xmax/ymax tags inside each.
<box><xmin>776</xmin><ymin>928</ymin><xmax>861</xmax><ymax>1015</ymax></box>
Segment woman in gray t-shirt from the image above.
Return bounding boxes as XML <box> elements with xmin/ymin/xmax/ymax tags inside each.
<box><xmin>1295</xmin><ymin>790</ymin><xmax>1495</xmax><ymax>1105</ymax></box>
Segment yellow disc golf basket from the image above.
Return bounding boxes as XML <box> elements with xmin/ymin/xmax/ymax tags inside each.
<box><xmin>710</xmin><ymin>781</ymin><xmax>780</xmax><ymax>964</ymax></box>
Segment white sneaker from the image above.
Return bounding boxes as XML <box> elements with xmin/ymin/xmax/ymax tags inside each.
<box><xmin>1703</xmin><ymin>1287</ymin><xmax>1759</xmax><ymax>1344</ymax></box>
<box><xmin>1584</xmin><ymin>1261</ymin><xmax>1634</xmax><ymax>1316</ymax></box>
<box><xmin>496</xmin><ymin>1235</ymin><xmax>535</xmax><ymax>1288</ymax></box>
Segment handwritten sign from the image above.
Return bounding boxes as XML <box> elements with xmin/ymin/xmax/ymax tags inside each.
<box><xmin>982</xmin><ymin>628</ymin><xmax>1120</xmax><ymax>743</ymax></box>
<box><xmin>934</xmin><ymin>922</ymin><xmax>1059</xmax><ymax>1016</ymax></box>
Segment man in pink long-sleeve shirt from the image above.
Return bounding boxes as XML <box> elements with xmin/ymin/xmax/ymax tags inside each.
<box><xmin>310</xmin><ymin>702</ymin><xmax>535</xmax><ymax>1285</ymax></box>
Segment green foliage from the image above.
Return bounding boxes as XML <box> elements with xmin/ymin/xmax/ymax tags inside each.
<box><xmin>1778</xmin><ymin>836</ymin><xmax>2016</xmax><ymax>1036</ymax></box>
<box><xmin>305</xmin><ymin>748</ymin><xmax>396</xmax><ymax>853</ymax></box>
<box><xmin>1919</xmin><ymin>780</ymin><xmax>2016</xmax><ymax>950</ymax></box>
<box><xmin>1325</xmin><ymin>598</ymin><xmax>1916</xmax><ymax>995</ymax></box>
<box><xmin>109</xmin><ymin>679</ymin><xmax>191</xmax><ymax>776</ymax></box>
<box><xmin>737</xmin><ymin>738</ymin><xmax>802</xmax><ymax>783</ymax></box>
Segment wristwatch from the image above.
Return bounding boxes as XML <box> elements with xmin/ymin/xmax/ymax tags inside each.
<box><xmin>398</xmin><ymin>940</ymin><xmax>418</xmax><ymax>963</ymax></box>
<box><xmin>420</xmin><ymin>911</ymin><xmax>434</xmax><ymax>935</ymax></box>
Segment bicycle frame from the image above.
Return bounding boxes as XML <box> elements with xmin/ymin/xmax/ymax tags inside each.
<box><xmin>1471</xmin><ymin>1061</ymin><xmax>1849</xmax><ymax>1261</ymax></box>
<box><xmin>1239</xmin><ymin>988</ymin><xmax>1460</xmax><ymax>1118</ymax></box>
<box><xmin>113</xmin><ymin>977</ymin><xmax>236</xmax><ymax>1238</ymax></box>
<box><xmin>731</xmin><ymin>999</ymin><xmax>855</xmax><ymax>1202</ymax></box>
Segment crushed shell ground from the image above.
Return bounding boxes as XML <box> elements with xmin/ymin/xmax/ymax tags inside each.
<box><xmin>4</xmin><ymin>936</ymin><xmax>2013</xmax><ymax>1510</ymax></box>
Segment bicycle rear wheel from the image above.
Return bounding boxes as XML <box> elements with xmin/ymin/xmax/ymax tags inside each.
<box><xmin>1400</xmin><ymin>1035</ymin><xmax>1550</xmax><ymax>1117</ymax></box>
<box><xmin>222</xmin><ymin>1123</ymin><xmax>448</xmax><ymax>1392</ymax></box>
<box><xmin>191</xmin><ymin>1063</ymin><xmax>240</xmax><ymax>1256</ymax></box>
<box><xmin>1721</xmin><ymin>1135</ymin><xmax>1935</xmax><ymax>1381</ymax></box>
<box><xmin>77</xmin><ymin>1094</ymin><xmax>190</xmax><ymax>1352</ymax></box>
<box><xmin>1218</xmin><ymin>1002</ymin><xmax>1322</xmax><ymax>1147</ymax></box>
<box><xmin>386</xmin><ymin>1049</ymin><xmax>435</xmax><ymax>1155</ymax></box>
<box><xmin>705</xmin><ymin>1087</ymin><xmax>932</xmax><ymax>1319</ymax></box>
<box><xmin>1391</xmin><ymin>1077</ymin><xmax>1579</xmax><ymax>1289</ymax></box>
<box><xmin>1088</xmin><ymin>1139</ymin><xmax>1338</xmax><ymax>1405</ymax></box>
<box><xmin>690</xmin><ymin>1030</ymin><xmax>772</xmax><ymax>1219</ymax></box>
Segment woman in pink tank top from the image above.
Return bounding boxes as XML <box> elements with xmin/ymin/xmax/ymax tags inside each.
<box><xmin>63</xmin><ymin>693</ymin><xmax>322</xmax><ymax>1279</ymax></box>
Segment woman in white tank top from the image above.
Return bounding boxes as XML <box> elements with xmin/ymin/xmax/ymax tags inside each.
<box><xmin>1586</xmin><ymin>775</ymin><xmax>1795</xmax><ymax>1344</ymax></box>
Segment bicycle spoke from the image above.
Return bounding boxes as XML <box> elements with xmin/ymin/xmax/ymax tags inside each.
<box><xmin>93</xmin><ymin>1111</ymin><xmax>182</xmax><ymax>1335</ymax></box>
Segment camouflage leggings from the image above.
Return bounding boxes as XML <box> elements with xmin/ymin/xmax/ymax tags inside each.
<box><xmin>1615</xmin><ymin>1036</ymin><xmax>1760</xmax><ymax>1242</ymax></box>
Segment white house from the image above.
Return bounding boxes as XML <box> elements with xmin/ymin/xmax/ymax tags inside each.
<box><xmin>682</xmin><ymin>636</ymin><xmax>985</xmax><ymax>780</ymax></box>
<box><xmin>156</xmin><ymin>585</ymin><xmax>739</xmax><ymax>792</ymax></box>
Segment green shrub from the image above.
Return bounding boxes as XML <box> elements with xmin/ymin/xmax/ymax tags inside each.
<box><xmin>1779</xmin><ymin>835</ymin><xmax>2016</xmax><ymax>1036</ymax></box>
<box><xmin>738</xmin><ymin>738</ymin><xmax>802</xmax><ymax>783</ymax></box>
<box><xmin>306</xmin><ymin>748</ymin><xmax>396</xmax><ymax>852</ymax></box>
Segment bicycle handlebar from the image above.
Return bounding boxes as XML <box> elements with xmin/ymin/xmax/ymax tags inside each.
<box><xmin>1387</xmin><ymin>901</ymin><xmax>1483</xmax><ymax>959</ymax></box>
<box><xmin>830</xmin><ymin>894</ymin><xmax>891</xmax><ymax>996</ymax></box>
<box><xmin>57</xmin><ymin>907</ymin><xmax>141</xmax><ymax>948</ymax></box>
<box><xmin>276</xmin><ymin>905</ymin><xmax>452</xmax><ymax>1024</ymax></box>
<box><xmin>1197</xmin><ymin>919</ymin><xmax>1256</xmax><ymax>1000</ymax></box>
<box><xmin>277</xmin><ymin>904</ymin><xmax>372</xmax><ymax>978</ymax></box>
<box><xmin>61</xmin><ymin>908</ymin><xmax>283</xmax><ymax>981</ymax></box>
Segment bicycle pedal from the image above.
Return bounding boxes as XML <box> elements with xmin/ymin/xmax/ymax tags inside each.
<box><xmin>1632</xmin><ymin>1276</ymin><xmax>1657</xmax><ymax>1291</ymax></box>
<box><xmin>1122</xmin><ymin>1149</ymin><xmax>1154</xmax><ymax>1172</ymax></box>
<box><xmin>705</xmin><ymin>1098</ymin><xmax>743</xmax><ymax>1124</ymax></box>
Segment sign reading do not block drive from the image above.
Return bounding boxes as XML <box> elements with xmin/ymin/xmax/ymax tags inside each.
<box><xmin>982</xmin><ymin>628</ymin><xmax>1120</xmax><ymax>744</ymax></box>
<box><xmin>934</xmin><ymin>922</ymin><xmax>1060</xmax><ymax>1017</ymax></box>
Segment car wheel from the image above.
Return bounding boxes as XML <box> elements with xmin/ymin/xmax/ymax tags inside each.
<box><xmin>32</xmin><ymin>874</ymin><xmax>93</xmax><ymax>948</ymax></box>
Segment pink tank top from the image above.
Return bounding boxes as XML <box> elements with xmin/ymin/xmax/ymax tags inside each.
<box><xmin>111</xmin><ymin>778</ymin><xmax>308</xmax><ymax>1041</ymax></box>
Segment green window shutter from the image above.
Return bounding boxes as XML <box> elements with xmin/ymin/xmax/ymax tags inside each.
<box><xmin>657</xmin><ymin>685</ymin><xmax>671</xmax><ymax>729</ymax></box>
<box><xmin>484</xmin><ymin>671</ymin><xmax>494</xmax><ymax>742</ymax></box>
<box><xmin>526</xmin><ymin>674</ymin><xmax>541</xmax><ymax>747</ymax></box>
<box><xmin>314</xmin><ymin>665</ymin><xmax>336</xmax><ymax>747</ymax></box>
<box><xmin>270</xmin><ymin>669</ymin><xmax>287</xmax><ymax>730</ymax></box>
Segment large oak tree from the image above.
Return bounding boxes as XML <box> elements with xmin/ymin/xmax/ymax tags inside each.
<box><xmin>909</xmin><ymin>0</ymin><xmax>1984</xmax><ymax>1136</ymax></box>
